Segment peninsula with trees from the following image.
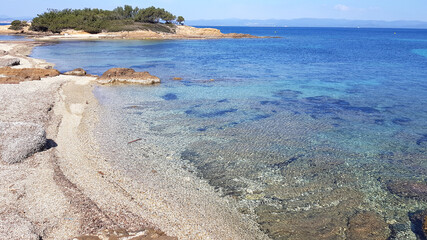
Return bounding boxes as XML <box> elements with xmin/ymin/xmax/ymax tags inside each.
<box><xmin>0</xmin><ymin>5</ymin><xmax>260</xmax><ymax>40</ymax></box>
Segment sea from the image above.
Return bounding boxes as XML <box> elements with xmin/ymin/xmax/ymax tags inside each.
<box><xmin>28</xmin><ymin>27</ymin><xmax>427</xmax><ymax>239</ymax></box>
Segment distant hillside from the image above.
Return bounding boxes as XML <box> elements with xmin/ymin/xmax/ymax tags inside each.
<box><xmin>187</xmin><ymin>18</ymin><xmax>427</xmax><ymax>29</ymax></box>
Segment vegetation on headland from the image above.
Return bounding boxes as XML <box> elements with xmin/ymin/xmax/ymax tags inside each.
<box><xmin>9</xmin><ymin>20</ymin><xmax>29</xmax><ymax>30</ymax></box>
<box><xmin>28</xmin><ymin>5</ymin><xmax>185</xmax><ymax>34</ymax></box>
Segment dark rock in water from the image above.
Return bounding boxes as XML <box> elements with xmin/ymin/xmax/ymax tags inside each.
<box><xmin>197</xmin><ymin>127</ymin><xmax>207</xmax><ymax>132</ymax></box>
<box><xmin>180</xmin><ymin>150</ymin><xmax>200</xmax><ymax>163</ymax></box>
<box><xmin>0</xmin><ymin>58</ymin><xmax>20</xmax><ymax>67</ymax></box>
<box><xmin>374</xmin><ymin>119</ymin><xmax>385</xmax><ymax>125</ymax></box>
<box><xmin>274</xmin><ymin>89</ymin><xmax>302</xmax><ymax>100</ymax></box>
<box><xmin>269</xmin><ymin>156</ymin><xmax>300</xmax><ymax>169</ymax></box>
<box><xmin>161</xmin><ymin>93</ymin><xmax>178</xmax><ymax>101</ymax></box>
<box><xmin>408</xmin><ymin>210</ymin><xmax>427</xmax><ymax>240</ymax></box>
<box><xmin>305</xmin><ymin>96</ymin><xmax>350</xmax><ymax>107</ymax></box>
<box><xmin>259</xmin><ymin>100</ymin><xmax>281</xmax><ymax>106</ymax></box>
<box><xmin>343</xmin><ymin>106</ymin><xmax>380</xmax><ymax>113</ymax></box>
<box><xmin>347</xmin><ymin>212</ymin><xmax>391</xmax><ymax>240</ymax></box>
<box><xmin>392</xmin><ymin>117</ymin><xmax>412</xmax><ymax>125</ymax></box>
<box><xmin>252</xmin><ymin>114</ymin><xmax>271</xmax><ymax>121</ymax></box>
<box><xmin>416</xmin><ymin>134</ymin><xmax>427</xmax><ymax>146</ymax></box>
<box><xmin>199</xmin><ymin>108</ymin><xmax>238</xmax><ymax>118</ymax></box>
<box><xmin>386</xmin><ymin>180</ymin><xmax>427</xmax><ymax>201</ymax></box>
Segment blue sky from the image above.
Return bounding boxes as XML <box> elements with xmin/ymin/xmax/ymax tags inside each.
<box><xmin>2</xmin><ymin>0</ymin><xmax>427</xmax><ymax>21</ymax></box>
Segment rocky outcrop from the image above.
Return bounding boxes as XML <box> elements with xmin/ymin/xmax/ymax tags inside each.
<box><xmin>0</xmin><ymin>67</ymin><xmax>60</xmax><ymax>84</ymax></box>
<box><xmin>97</xmin><ymin>68</ymin><xmax>160</xmax><ymax>85</ymax></box>
<box><xmin>386</xmin><ymin>180</ymin><xmax>427</xmax><ymax>201</ymax></box>
<box><xmin>0</xmin><ymin>58</ymin><xmax>20</xmax><ymax>67</ymax></box>
<box><xmin>175</xmin><ymin>25</ymin><xmax>260</xmax><ymax>39</ymax></box>
<box><xmin>63</xmin><ymin>68</ymin><xmax>87</xmax><ymax>76</ymax></box>
<box><xmin>347</xmin><ymin>212</ymin><xmax>390</xmax><ymax>240</ymax></box>
<box><xmin>0</xmin><ymin>122</ymin><xmax>46</xmax><ymax>164</ymax></box>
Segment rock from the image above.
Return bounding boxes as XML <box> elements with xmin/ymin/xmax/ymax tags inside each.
<box><xmin>63</xmin><ymin>68</ymin><xmax>87</xmax><ymax>76</ymax></box>
<box><xmin>408</xmin><ymin>210</ymin><xmax>427</xmax><ymax>239</ymax></box>
<box><xmin>347</xmin><ymin>212</ymin><xmax>390</xmax><ymax>240</ymax></box>
<box><xmin>0</xmin><ymin>50</ymin><xmax>8</xmax><ymax>56</ymax></box>
<box><xmin>0</xmin><ymin>122</ymin><xmax>46</xmax><ymax>164</ymax></box>
<box><xmin>97</xmin><ymin>68</ymin><xmax>160</xmax><ymax>85</ymax></box>
<box><xmin>0</xmin><ymin>67</ymin><xmax>60</xmax><ymax>84</ymax></box>
<box><xmin>0</xmin><ymin>58</ymin><xmax>20</xmax><ymax>67</ymax></box>
<box><xmin>172</xmin><ymin>77</ymin><xmax>182</xmax><ymax>80</ymax></box>
<box><xmin>386</xmin><ymin>180</ymin><xmax>427</xmax><ymax>201</ymax></box>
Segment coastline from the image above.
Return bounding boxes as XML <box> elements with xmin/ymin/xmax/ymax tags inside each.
<box><xmin>0</xmin><ymin>25</ymin><xmax>266</xmax><ymax>41</ymax></box>
<box><xmin>0</xmin><ymin>40</ymin><xmax>269</xmax><ymax>239</ymax></box>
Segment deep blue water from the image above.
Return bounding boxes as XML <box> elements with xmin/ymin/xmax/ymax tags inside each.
<box><xmin>31</xmin><ymin>27</ymin><xmax>427</xmax><ymax>239</ymax></box>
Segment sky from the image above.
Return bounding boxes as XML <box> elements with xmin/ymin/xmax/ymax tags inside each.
<box><xmin>1</xmin><ymin>0</ymin><xmax>427</xmax><ymax>21</ymax></box>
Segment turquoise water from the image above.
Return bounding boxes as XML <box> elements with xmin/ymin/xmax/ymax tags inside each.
<box><xmin>32</xmin><ymin>27</ymin><xmax>427</xmax><ymax>239</ymax></box>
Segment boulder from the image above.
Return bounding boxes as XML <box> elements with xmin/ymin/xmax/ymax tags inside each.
<box><xmin>347</xmin><ymin>212</ymin><xmax>390</xmax><ymax>240</ymax></box>
<box><xmin>63</xmin><ymin>68</ymin><xmax>87</xmax><ymax>76</ymax></box>
<box><xmin>0</xmin><ymin>58</ymin><xmax>20</xmax><ymax>67</ymax></box>
<box><xmin>0</xmin><ymin>50</ymin><xmax>8</xmax><ymax>56</ymax></box>
<box><xmin>0</xmin><ymin>122</ymin><xmax>46</xmax><ymax>164</ymax></box>
<box><xmin>386</xmin><ymin>180</ymin><xmax>427</xmax><ymax>201</ymax></box>
<box><xmin>408</xmin><ymin>210</ymin><xmax>427</xmax><ymax>239</ymax></box>
<box><xmin>97</xmin><ymin>68</ymin><xmax>160</xmax><ymax>85</ymax></box>
<box><xmin>0</xmin><ymin>67</ymin><xmax>60</xmax><ymax>84</ymax></box>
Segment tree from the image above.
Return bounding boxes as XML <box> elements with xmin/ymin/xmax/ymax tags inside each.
<box><xmin>9</xmin><ymin>20</ymin><xmax>29</xmax><ymax>30</ymax></box>
<box><xmin>176</xmin><ymin>16</ymin><xmax>185</xmax><ymax>25</ymax></box>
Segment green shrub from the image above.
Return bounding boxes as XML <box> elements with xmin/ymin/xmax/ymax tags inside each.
<box><xmin>9</xmin><ymin>20</ymin><xmax>28</xmax><ymax>30</ymax></box>
<box><xmin>29</xmin><ymin>6</ymin><xmax>181</xmax><ymax>33</ymax></box>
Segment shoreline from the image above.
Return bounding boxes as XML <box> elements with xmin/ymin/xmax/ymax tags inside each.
<box><xmin>0</xmin><ymin>40</ymin><xmax>269</xmax><ymax>239</ymax></box>
<box><xmin>1</xmin><ymin>25</ymin><xmax>268</xmax><ymax>41</ymax></box>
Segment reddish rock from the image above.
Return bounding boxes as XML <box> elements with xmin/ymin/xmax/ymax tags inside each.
<box><xmin>172</xmin><ymin>77</ymin><xmax>182</xmax><ymax>80</ymax></box>
<box><xmin>386</xmin><ymin>180</ymin><xmax>427</xmax><ymax>201</ymax></box>
<box><xmin>97</xmin><ymin>68</ymin><xmax>160</xmax><ymax>85</ymax></box>
<box><xmin>64</xmin><ymin>68</ymin><xmax>87</xmax><ymax>76</ymax></box>
<box><xmin>347</xmin><ymin>212</ymin><xmax>390</xmax><ymax>240</ymax></box>
<box><xmin>0</xmin><ymin>67</ymin><xmax>60</xmax><ymax>84</ymax></box>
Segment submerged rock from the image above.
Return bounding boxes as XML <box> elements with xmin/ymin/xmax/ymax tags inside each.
<box><xmin>408</xmin><ymin>210</ymin><xmax>427</xmax><ymax>239</ymax></box>
<box><xmin>0</xmin><ymin>58</ymin><xmax>20</xmax><ymax>67</ymax></box>
<box><xmin>0</xmin><ymin>122</ymin><xmax>46</xmax><ymax>164</ymax></box>
<box><xmin>347</xmin><ymin>212</ymin><xmax>390</xmax><ymax>240</ymax></box>
<box><xmin>172</xmin><ymin>77</ymin><xmax>182</xmax><ymax>80</ymax></box>
<box><xmin>97</xmin><ymin>68</ymin><xmax>160</xmax><ymax>85</ymax></box>
<box><xmin>386</xmin><ymin>180</ymin><xmax>427</xmax><ymax>201</ymax></box>
<box><xmin>63</xmin><ymin>68</ymin><xmax>87</xmax><ymax>76</ymax></box>
<box><xmin>0</xmin><ymin>67</ymin><xmax>60</xmax><ymax>84</ymax></box>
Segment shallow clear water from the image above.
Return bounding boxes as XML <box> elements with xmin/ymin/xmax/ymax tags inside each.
<box><xmin>0</xmin><ymin>35</ymin><xmax>29</xmax><ymax>41</ymax></box>
<box><xmin>32</xmin><ymin>27</ymin><xmax>427</xmax><ymax>239</ymax></box>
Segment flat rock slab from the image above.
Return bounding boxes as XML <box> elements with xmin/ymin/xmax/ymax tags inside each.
<box><xmin>0</xmin><ymin>122</ymin><xmax>46</xmax><ymax>164</ymax></box>
<box><xmin>0</xmin><ymin>67</ymin><xmax>60</xmax><ymax>84</ymax></box>
<box><xmin>347</xmin><ymin>212</ymin><xmax>390</xmax><ymax>240</ymax></box>
<box><xmin>64</xmin><ymin>68</ymin><xmax>87</xmax><ymax>76</ymax></box>
<box><xmin>97</xmin><ymin>68</ymin><xmax>160</xmax><ymax>85</ymax></box>
<box><xmin>386</xmin><ymin>180</ymin><xmax>427</xmax><ymax>201</ymax></box>
<box><xmin>0</xmin><ymin>58</ymin><xmax>20</xmax><ymax>67</ymax></box>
